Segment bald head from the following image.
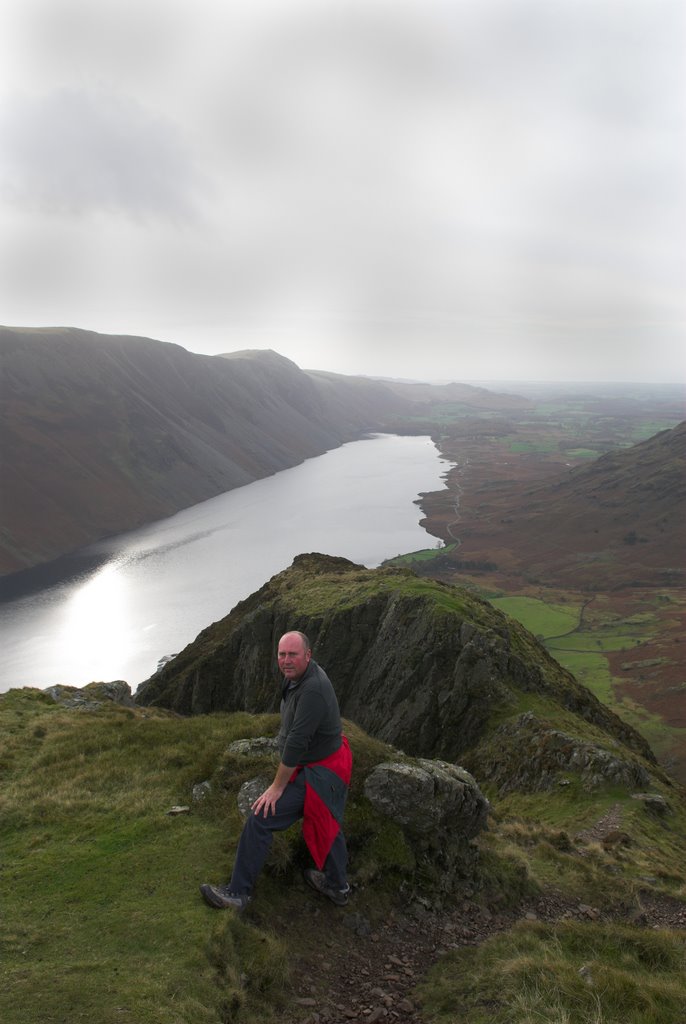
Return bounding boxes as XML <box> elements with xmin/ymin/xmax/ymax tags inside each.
<box><xmin>277</xmin><ymin>631</ymin><xmax>312</xmax><ymax>681</ymax></box>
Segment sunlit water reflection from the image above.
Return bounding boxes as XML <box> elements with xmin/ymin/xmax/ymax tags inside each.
<box><xmin>0</xmin><ymin>434</ymin><xmax>451</xmax><ymax>692</ymax></box>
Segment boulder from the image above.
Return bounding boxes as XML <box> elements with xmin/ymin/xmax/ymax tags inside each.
<box><xmin>363</xmin><ymin>760</ymin><xmax>489</xmax><ymax>840</ymax></box>
<box><xmin>192</xmin><ymin>781</ymin><xmax>212</xmax><ymax>803</ymax></box>
<box><xmin>237</xmin><ymin>777</ymin><xmax>273</xmax><ymax>818</ymax></box>
<box><xmin>467</xmin><ymin>712</ymin><xmax>651</xmax><ymax>795</ymax></box>
<box><xmin>44</xmin><ymin>680</ymin><xmax>135</xmax><ymax>709</ymax></box>
<box><xmin>362</xmin><ymin>759</ymin><xmax>489</xmax><ymax>894</ymax></box>
<box><xmin>227</xmin><ymin>737</ymin><xmax>280</xmax><ymax>758</ymax></box>
<box><xmin>631</xmin><ymin>793</ymin><xmax>672</xmax><ymax>817</ymax></box>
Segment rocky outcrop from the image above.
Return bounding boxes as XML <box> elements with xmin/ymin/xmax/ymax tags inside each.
<box><xmin>465</xmin><ymin>712</ymin><xmax>652</xmax><ymax>794</ymax></box>
<box><xmin>44</xmin><ymin>680</ymin><xmax>135</xmax><ymax>710</ymax></box>
<box><xmin>212</xmin><ymin>732</ymin><xmax>489</xmax><ymax>897</ymax></box>
<box><xmin>136</xmin><ymin>554</ymin><xmax>655</xmax><ymax>776</ymax></box>
<box><xmin>364</xmin><ymin>760</ymin><xmax>489</xmax><ymax>892</ymax></box>
<box><xmin>364</xmin><ymin>760</ymin><xmax>488</xmax><ymax>839</ymax></box>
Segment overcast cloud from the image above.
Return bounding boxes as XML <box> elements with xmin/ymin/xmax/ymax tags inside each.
<box><xmin>0</xmin><ymin>0</ymin><xmax>684</xmax><ymax>382</ymax></box>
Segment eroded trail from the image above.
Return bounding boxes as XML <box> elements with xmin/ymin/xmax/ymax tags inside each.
<box><xmin>283</xmin><ymin>878</ymin><xmax>686</xmax><ymax>1023</ymax></box>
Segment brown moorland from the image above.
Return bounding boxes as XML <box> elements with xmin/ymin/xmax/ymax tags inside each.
<box><xmin>402</xmin><ymin>383</ymin><xmax>686</xmax><ymax>782</ymax></box>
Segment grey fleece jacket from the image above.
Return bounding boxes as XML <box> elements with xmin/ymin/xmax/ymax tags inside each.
<box><xmin>277</xmin><ymin>659</ymin><xmax>342</xmax><ymax>767</ymax></box>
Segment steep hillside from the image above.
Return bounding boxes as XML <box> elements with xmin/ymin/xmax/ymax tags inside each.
<box><xmin>136</xmin><ymin>553</ymin><xmax>658</xmax><ymax>785</ymax></box>
<box><xmin>0</xmin><ymin>328</ymin><xmax>410</xmax><ymax>574</ymax></box>
<box><xmin>435</xmin><ymin>421</ymin><xmax>686</xmax><ymax>588</ymax></box>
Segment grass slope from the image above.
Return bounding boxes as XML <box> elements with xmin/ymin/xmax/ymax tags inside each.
<box><xmin>419</xmin><ymin>921</ymin><xmax>686</xmax><ymax>1024</ymax></box>
<box><xmin>0</xmin><ymin>691</ymin><xmax>287</xmax><ymax>1024</ymax></box>
<box><xmin>3</xmin><ymin>688</ymin><xmax>686</xmax><ymax>1024</ymax></box>
<box><xmin>481</xmin><ymin>591</ymin><xmax>686</xmax><ymax>774</ymax></box>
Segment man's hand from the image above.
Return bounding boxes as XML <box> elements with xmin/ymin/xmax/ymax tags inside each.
<box><xmin>251</xmin><ymin>762</ymin><xmax>295</xmax><ymax>817</ymax></box>
<box><xmin>251</xmin><ymin>782</ymin><xmax>286</xmax><ymax>817</ymax></box>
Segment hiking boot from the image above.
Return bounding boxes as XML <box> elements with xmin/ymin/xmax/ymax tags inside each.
<box><xmin>199</xmin><ymin>883</ymin><xmax>251</xmax><ymax>911</ymax></box>
<box><xmin>303</xmin><ymin>869</ymin><xmax>351</xmax><ymax>906</ymax></box>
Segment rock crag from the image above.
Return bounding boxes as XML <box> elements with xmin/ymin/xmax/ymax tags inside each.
<box><xmin>136</xmin><ymin>554</ymin><xmax>657</xmax><ymax>793</ymax></box>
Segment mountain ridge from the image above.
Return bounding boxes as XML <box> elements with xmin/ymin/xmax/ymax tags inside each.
<box><xmin>136</xmin><ymin>552</ymin><xmax>657</xmax><ymax>780</ymax></box>
<box><xmin>2</xmin><ymin>326</ymin><xmax>527</xmax><ymax>577</ymax></box>
<box><xmin>0</xmin><ymin>327</ymin><xmax>411</xmax><ymax>573</ymax></box>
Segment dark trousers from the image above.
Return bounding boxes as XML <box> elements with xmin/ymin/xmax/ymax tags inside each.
<box><xmin>229</xmin><ymin>771</ymin><xmax>348</xmax><ymax>895</ymax></box>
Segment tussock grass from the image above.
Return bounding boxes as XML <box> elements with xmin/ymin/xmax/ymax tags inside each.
<box><xmin>0</xmin><ymin>692</ymin><xmax>289</xmax><ymax>1024</ymax></box>
<box><xmin>419</xmin><ymin>921</ymin><xmax>686</xmax><ymax>1024</ymax></box>
<box><xmin>3</xmin><ymin>688</ymin><xmax>686</xmax><ymax>1023</ymax></box>
<box><xmin>487</xmin><ymin>785</ymin><xmax>686</xmax><ymax>899</ymax></box>
<box><xmin>0</xmin><ymin>692</ymin><xmax>445</xmax><ymax>1022</ymax></box>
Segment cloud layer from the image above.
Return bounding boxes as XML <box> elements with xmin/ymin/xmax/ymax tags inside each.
<box><xmin>1</xmin><ymin>0</ymin><xmax>684</xmax><ymax>381</ymax></box>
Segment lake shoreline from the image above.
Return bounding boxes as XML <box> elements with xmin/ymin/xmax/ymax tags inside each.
<box><xmin>0</xmin><ymin>434</ymin><xmax>450</xmax><ymax>692</ymax></box>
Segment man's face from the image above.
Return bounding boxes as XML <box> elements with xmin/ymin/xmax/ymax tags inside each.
<box><xmin>277</xmin><ymin>633</ymin><xmax>311</xmax><ymax>681</ymax></box>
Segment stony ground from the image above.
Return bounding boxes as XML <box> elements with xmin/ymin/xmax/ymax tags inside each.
<box><xmin>278</xmin><ymin>806</ymin><xmax>686</xmax><ymax>1024</ymax></box>
<box><xmin>283</xmin><ymin>884</ymin><xmax>686</xmax><ymax>1024</ymax></box>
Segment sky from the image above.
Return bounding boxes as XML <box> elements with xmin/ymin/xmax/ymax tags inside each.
<box><xmin>0</xmin><ymin>0</ymin><xmax>684</xmax><ymax>383</ymax></box>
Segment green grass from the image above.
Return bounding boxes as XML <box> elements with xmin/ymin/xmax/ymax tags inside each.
<box><xmin>418</xmin><ymin>920</ymin><xmax>686</xmax><ymax>1024</ymax></box>
<box><xmin>549</xmin><ymin>650</ymin><xmax>615</xmax><ymax>704</ymax></box>
<box><xmin>0</xmin><ymin>693</ymin><xmax>466</xmax><ymax>1023</ymax></box>
<box><xmin>490</xmin><ymin>596</ymin><xmax>581</xmax><ymax>639</ymax></box>
<box><xmin>486</xmin><ymin>594</ymin><xmax>678</xmax><ymax>757</ymax></box>
<box><xmin>483</xmin><ymin>779</ymin><xmax>686</xmax><ymax>900</ymax></box>
<box><xmin>508</xmin><ymin>439</ymin><xmax>558</xmax><ymax>453</ymax></box>
<box><xmin>276</xmin><ymin>565</ymin><xmax>504</xmax><ymax>626</ymax></box>
<box><xmin>548</xmin><ymin>634</ymin><xmax>643</xmax><ymax>653</ymax></box>
<box><xmin>3</xmin><ymin>677</ymin><xmax>685</xmax><ymax>1024</ymax></box>
<box><xmin>386</xmin><ymin>543</ymin><xmax>457</xmax><ymax>566</ymax></box>
<box><xmin>0</xmin><ymin>695</ymin><xmax>290</xmax><ymax>1024</ymax></box>
<box><xmin>563</xmin><ymin>448</ymin><xmax>599</xmax><ymax>458</ymax></box>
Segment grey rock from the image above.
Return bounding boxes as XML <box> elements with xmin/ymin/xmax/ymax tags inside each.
<box><xmin>192</xmin><ymin>780</ymin><xmax>212</xmax><ymax>802</ymax></box>
<box><xmin>226</xmin><ymin>737</ymin><xmax>280</xmax><ymax>757</ymax></box>
<box><xmin>632</xmin><ymin>793</ymin><xmax>671</xmax><ymax>816</ymax></box>
<box><xmin>364</xmin><ymin>760</ymin><xmax>489</xmax><ymax>841</ymax></box>
<box><xmin>343</xmin><ymin>912</ymin><xmax>372</xmax><ymax>937</ymax></box>
<box><xmin>363</xmin><ymin>758</ymin><xmax>490</xmax><ymax>893</ymax></box>
<box><xmin>468</xmin><ymin>712</ymin><xmax>651</xmax><ymax>795</ymax></box>
<box><xmin>237</xmin><ymin>777</ymin><xmax>272</xmax><ymax>818</ymax></box>
<box><xmin>44</xmin><ymin>680</ymin><xmax>135</xmax><ymax>709</ymax></box>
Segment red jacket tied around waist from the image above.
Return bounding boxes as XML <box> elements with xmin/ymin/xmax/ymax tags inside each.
<box><xmin>292</xmin><ymin>736</ymin><xmax>352</xmax><ymax>870</ymax></box>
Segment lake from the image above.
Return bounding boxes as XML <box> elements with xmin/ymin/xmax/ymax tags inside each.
<box><xmin>0</xmin><ymin>434</ymin><xmax>450</xmax><ymax>692</ymax></box>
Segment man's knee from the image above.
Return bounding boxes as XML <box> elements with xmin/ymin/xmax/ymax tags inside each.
<box><xmin>243</xmin><ymin>811</ymin><xmax>270</xmax><ymax>839</ymax></box>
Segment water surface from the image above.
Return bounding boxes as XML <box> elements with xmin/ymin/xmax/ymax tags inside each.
<box><xmin>0</xmin><ymin>434</ymin><xmax>449</xmax><ymax>691</ymax></box>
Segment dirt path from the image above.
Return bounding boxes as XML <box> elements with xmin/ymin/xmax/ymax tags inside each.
<box><xmin>285</xmin><ymin>805</ymin><xmax>685</xmax><ymax>1024</ymax></box>
<box><xmin>286</xmin><ymin>882</ymin><xmax>686</xmax><ymax>1024</ymax></box>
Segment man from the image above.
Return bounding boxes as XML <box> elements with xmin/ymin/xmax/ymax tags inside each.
<box><xmin>200</xmin><ymin>630</ymin><xmax>352</xmax><ymax>912</ymax></box>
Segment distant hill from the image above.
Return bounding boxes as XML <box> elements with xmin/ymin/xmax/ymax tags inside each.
<box><xmin>371</xmin><ymin>377</ymin><xmax>532</xmax><ymax>411</ymax></box>
<box><xmin>0</xmin><ymin>326</ymin><xmax>532</xmax><ymax>577</ymax></box>
<box><xmin>0</xmin><ymin>328</ymin><xmax>409</xmax><ymax>574</ymax></box>
<box><xmin>444</xmin><ymin>421</ymin><xmax>686</xmax><ymax>587</ymax></box>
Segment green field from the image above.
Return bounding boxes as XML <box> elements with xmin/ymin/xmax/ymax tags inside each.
<box><xmin>563</xmin><ymin>447</ymin><xmax>599</xmax><ymax>458</ymax></box>
<box><xmin>488</xmin><ymin>592</ymin><xmax>683</xmax><ymax>763</ymax></box>
<box><xmin>386</xmin><ymin>543</ymin><xmax>457</xmax><ymax>566</ymax></box>
<box><xmin>489</xmin><ymin>596</ymin><xmax>580</xmax><ymax>639</ymax></box>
